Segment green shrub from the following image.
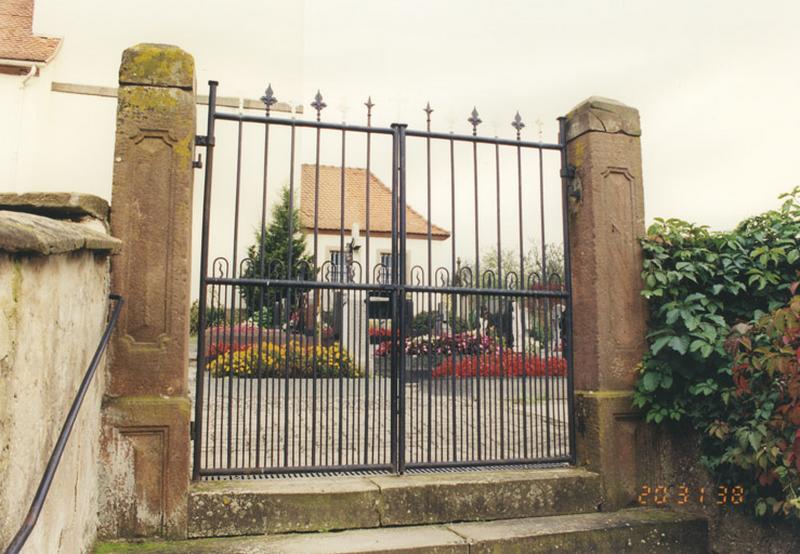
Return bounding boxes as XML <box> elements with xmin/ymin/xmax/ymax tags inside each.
<box><xmin>411</xmin><ymin>311</ymin><xmax>441</xmax><ymax>337</ymax></box>
<box><xmin>247</xmin><ymin>306</ymin><xmax>276</xmax><ymax>328</ymax></box>
<box><xmin>189</xmin><ymin>300</ymin><xmax>226</xmax><ymax>336</ymax></box>
<box><xmin>634</xmin><ymin>187</ymin><xmax>800</xmax><ymax>518</ymax></box>
<box><xmin>240</xmin><ymin>186</ymin><xmax>311</xmax><ymax>317</ymax></box>
<box><xmin>449</xmin><ymin>314</ymin><xmax>478</xmax><ymax>334</ymax></box>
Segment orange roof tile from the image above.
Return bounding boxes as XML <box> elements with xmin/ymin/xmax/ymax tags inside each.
<box><xmin>0</xmin><ymin>0</ymin><xmax>61</xmax><ymax>63</ymax></box>
<box><xmin>299</xmin><ymin>165</ymin><xmax>449</xmax><ymax>240</ymax></box>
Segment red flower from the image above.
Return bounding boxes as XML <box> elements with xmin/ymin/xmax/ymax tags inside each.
<box><xmin>431</xmin><ymin>352</ymin><xmax>567</xmax><ymax>378</ymax></box>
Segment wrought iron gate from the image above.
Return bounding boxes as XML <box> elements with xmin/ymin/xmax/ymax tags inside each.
<box><xmin>192</xmin><ymin>81</ymin><xmax>575</xmax><ymax>478</ymax></box>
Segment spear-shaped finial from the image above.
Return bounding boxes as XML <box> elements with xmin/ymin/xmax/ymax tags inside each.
<box><xmin>365</xmin><ymin>96</ymin><xmax>375</xmax><ymax>125</ymax></box>
<box><xmin>260</xmin><ymin>84</ymin><xmax>277</xmax><ymax>115</ymax></box>
<box><xmin>468</xmin><ymin>107</ymin><xmax>482</xmax><ymax>136</ymax></box>
<box><xmin>424</xmin><ymin>102</ymin><xmax>433</xmax><ymax>131</ymax></box>
<box><xmin>311</xmin><ymin>90</ymin><xmax>327</xmax><ymax>121</ymax></box>
<box><xmin>511</xmin><ymin>111</ymin><xmax>525</xmax><ymax>140</ymax></box>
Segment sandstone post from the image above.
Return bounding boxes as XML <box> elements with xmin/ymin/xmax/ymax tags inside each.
<box><xmin>99</xmin><ymin>43</ymin><xmax>195</xmax><ymax>539</ymax></box>
<box><xmin>565</xmin><ymin>97</ymin><xmax>648</xmax><ymax>509</ymax></box>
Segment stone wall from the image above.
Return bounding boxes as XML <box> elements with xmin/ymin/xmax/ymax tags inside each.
<box><xmin>0</xmin><ymin>196</ymin><xmax>120</xmax><ymax>553</ymax></box>
<box><xmin>640</xmin><ymin>425</ymin><xmax>800</xmax><ymax>553</ymax></box>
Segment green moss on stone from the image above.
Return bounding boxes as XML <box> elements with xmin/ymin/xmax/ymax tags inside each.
<box><xmin>93</xmin><ymin>537</ymin><xmax>245</xmax><ymax>553</ymax></box>
<box><xmin>119</xmin><ymin>87</ymin><xmax>180</xmax><ymax>112</ymax></box>
<box><xmin>120</xmin><ymin>44</ymin><xmax>194</xmax><ymax>88</ymax></box>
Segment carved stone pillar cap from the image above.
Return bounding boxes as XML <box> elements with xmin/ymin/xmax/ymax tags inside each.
<box><xmin>119</xmin><ymin>43</ymin><xmax>194</xmax><ymax>90</ymax></box>
<box><xmin>566</xmin><ymin>96</ymin><xmax>641</xmax><ymax>141</ymax></box>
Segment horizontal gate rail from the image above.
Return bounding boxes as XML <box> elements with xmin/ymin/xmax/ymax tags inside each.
<box><xmin>193</xmin><ymin>80</ymin><xmax>575</xmax><ymax>478</ymax></box>
<box><xmin>205</xmin><ymin>276</ymin><xmax>570</xmax><ymax>299</ymax></box>
<box><xmin>215</xmin><ymin>111</ymin><xmax>396</xmax><ymax>135</ymax></box>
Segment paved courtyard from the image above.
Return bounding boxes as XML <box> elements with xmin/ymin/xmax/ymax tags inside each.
<box><xmin>189</xmin><ymin>353</ymin><xmax>570</xmax><ymax>472</ymax></box>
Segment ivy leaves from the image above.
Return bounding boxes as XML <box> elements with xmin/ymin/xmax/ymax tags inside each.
<box><xmin>634</xmin><ymin>186</ymin><xmax>800</xmax><ymax>519</ymax></box>
<box><xmin>648</xmin><ymin>293</ymin><xmax>726</xmax><ymax>360</ymax></box>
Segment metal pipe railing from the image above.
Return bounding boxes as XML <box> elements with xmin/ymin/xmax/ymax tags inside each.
<box><xmin>4</xmin><ymin>294</ymin><xmax>124</xmax><ymax>554</ymax></box>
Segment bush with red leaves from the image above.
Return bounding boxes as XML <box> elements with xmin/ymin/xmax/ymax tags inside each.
<box><xmin>710</xmin><ymin>287</ymin><xmax>800</xmax><ymax>518</ymax></box>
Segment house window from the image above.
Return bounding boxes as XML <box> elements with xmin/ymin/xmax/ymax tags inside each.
<box><xmin>379</xmin><ymin>252</ymin><xmax>392</xmax><ymax>283</ymax></box>
<box><xmin>330</xmin><ymin>250</ymin><xmax>352</xmax><ymax>282</ymax></box>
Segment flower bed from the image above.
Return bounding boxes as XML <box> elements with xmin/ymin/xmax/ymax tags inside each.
<box><xmin>373</xmin><ymin>353</ymin><xmax>447</xmax><ymax>383</ymax></box>
<box><xmin>368</xmin><ymin>326</ymin><xmax>395</xmax><ymax>344</ymax></box>
<box><xmin>431</xmin><ymin>351</ymin><xmax>567</xmax><ymax>378</ymax></box>
<box><xmin>374</xmin><ymin>332</ymin><xmax>498</xmax><ymax>358</ymax></box>
<box><xmin>205</xmin><ymin>324</ymin><xmax>334</xmax><ymax>357</ymax></box>
<box><xmin>208</xmin><ymin>340</ymin><xmax>360</xmax><ymax>378</ymax></box>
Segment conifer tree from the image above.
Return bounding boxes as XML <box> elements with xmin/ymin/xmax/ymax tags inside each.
<box><xmin>240</xmin><ymin>186</ymin><xmax>311</xmax><ymax>323</ymax></box>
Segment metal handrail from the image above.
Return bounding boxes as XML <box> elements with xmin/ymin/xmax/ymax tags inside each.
<box><xmin>4</xmin><ymin>294</ymin><xmax>124</xmax><ymax>554</ymax></box>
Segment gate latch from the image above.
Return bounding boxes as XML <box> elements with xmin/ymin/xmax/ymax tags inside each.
<box><xmin>193</xmin><ymin>134</ymin><xmax>212</xmax><ymax>170</ymax></box>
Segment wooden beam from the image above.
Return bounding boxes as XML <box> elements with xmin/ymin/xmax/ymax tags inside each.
<box><xmin>51</xmin><ymin>81</ymin><xmax>302</xmax><ymax>114</ymax></box>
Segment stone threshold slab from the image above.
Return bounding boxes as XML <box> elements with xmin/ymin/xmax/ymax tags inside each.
<box><xmin>95</xmin><ymin>508</ymin><xmax>708</xmax><ymax>553</ymax></box>
<box><xmin>188</xmin><ymin>467</ymin><xmax>601</xmax><ymax>538</ymax></box>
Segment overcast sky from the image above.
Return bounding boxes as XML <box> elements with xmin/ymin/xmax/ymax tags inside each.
<box><xmin>299</xmin><ymin>0</ymin><xmax>799</xmax><ymax>232</ymax></box>
<box><xmin>33</xmin><ymin>0</ymin><xmax>797</xmax><ymax>286</ymax></box>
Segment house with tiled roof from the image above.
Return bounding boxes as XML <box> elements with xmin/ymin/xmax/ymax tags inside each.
<box><xmin>299</xmin><ymin>164</ymin><xmax>450</xmax><ymax>285</ymax></box>
<box><xmin>0</xmin><ymin>0</ymin><xmax>61</xmax><ymax>76</ymax></box>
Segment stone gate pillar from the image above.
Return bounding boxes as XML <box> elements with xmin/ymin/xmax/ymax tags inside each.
<box><xmin>565</xmin><ymin>97</ymin><xmax>648</xmax><ymax>510</ymax></box>
<box><xmin>99</xmin><ymin>44</ymin><xmax>195</xmax><ymax>539</ymax></box>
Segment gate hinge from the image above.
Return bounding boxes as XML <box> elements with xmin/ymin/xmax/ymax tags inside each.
<box><xmin>562</xmin><ymin>165</ymin><xmax>581</xmax><ymax>202</ymax></box>
<box><xmin>195</xmin><ymin>135</ymin><xmax>215</xmax><ymax>147</ymax></box>
<box><xmin>190</xmin><ymin>420</ymin><xmax>195</xmax><ymax>440</ymax></box>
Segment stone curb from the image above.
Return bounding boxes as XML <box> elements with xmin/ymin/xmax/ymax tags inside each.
<box><xmin>94</xmin><ymin>508</ymin><xmax>708</xmax><ymax>553</ymax></box>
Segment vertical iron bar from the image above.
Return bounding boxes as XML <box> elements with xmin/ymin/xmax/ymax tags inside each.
<box><xmin>389</xmin><ymin>124</ymin><xmax>400</xmax><ymax>471</ymax></box>
<box><xmin>283</xmin><ymin>121</ymin><xmax>297</xmax><ymax>467</ymax></box>
<box><xmin>363</xmin><ymin>99</ymin><xmax>373</xmax><ymax>464</ymax></box>
<box><xmin>472</xmin><ymin>137</ymin><xmax>482</xmax><ymax>461</ymax></box>
<box><xmin>558</xmin><ymin>116</ymin><xmax>577</xmax><ymax>463</ymax></box>
<box><xmin>396</xmin><ymin>123</ymin><xmax>408</xmax><ymax>473</ymax></box>
<box><xmin>515</xmin><ymin>137</ymin><xmax>528</xmax><ymax>458</ymax></box>
<box><xmin>230</xmin><ymin>118</ymin><xmax>244</xmax><ymax>470</ymax></box>
<box><xmin>311</xmin><ymin>130</ymin><xmax>322</xmax><ymax>467</ymax></box>
<box><xmin>338</xmin><ymin>130</ymin><xmax>346</xmax><ymax>465</ymax></box>
<box><xmin>495</xmin><ymin>141</ymin><xmax>504</xmax><ymax>459</ymax></box>
<box><xmin>449</xmin><ymin>137</ymin><xmax>457</xmax><ymax>461</ymax></box>
<box><xmin>193</xmin><ymin>80</ymin><xmax>218</xmax><ymax>479</ymax></box>
<box><xmin>424</xmin><ymin>106</ymin><xmax>433</xmax><ymax>463</ymax></box>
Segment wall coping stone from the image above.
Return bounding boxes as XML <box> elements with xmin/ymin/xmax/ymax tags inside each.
<box><xmin>0</xmin><ymin>210</ymin><xmax>121</xmax><ymax>255</ymax></box>
<box><xmin>119</xmin><ymin>43</ymin><xmax>194</xmax><ymax>89</ymax></box>
<box><xmin>566</xmin><ymin>96</ymin><xmax>641</xmax><ymax>141</ymax></box>
<box><xmin>0</xmin><ymin>192</ymin><xmax>110</xmax><ymax>221</ymax></box>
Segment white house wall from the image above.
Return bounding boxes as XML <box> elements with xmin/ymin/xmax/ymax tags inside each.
<box><xmin>308</xmin><ymin>233</ymin><xmax>449</xmax><ymax>285</ymax></box>
<box><xmin>1</xmin><ymin>1</ymin><xmax>306</xmax><ymax>302</ymax></box>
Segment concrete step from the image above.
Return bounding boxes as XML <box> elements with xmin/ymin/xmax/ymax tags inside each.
<box><xmin>96</xmin><ymin>508</ymin><xmax>709</xmax><ymax>553</ymax></box>
<box><xmin>188</xmin><ymin>467</ymin><xmax>601</xmax><ymax>538</ymax></box>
